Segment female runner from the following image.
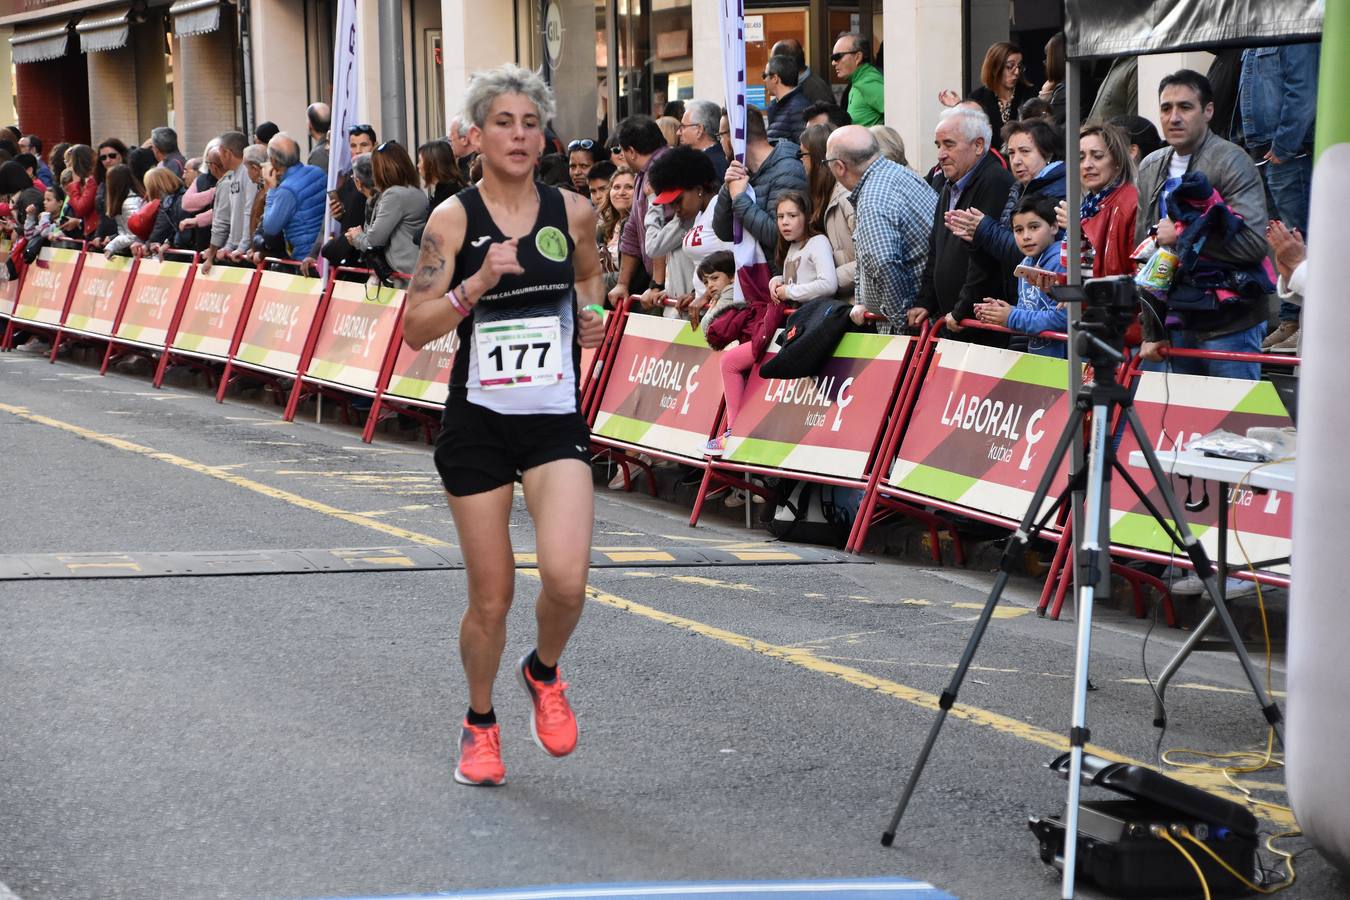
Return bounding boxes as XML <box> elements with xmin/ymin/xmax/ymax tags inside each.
<box><xmin>403</xmin><ymin>64</ymin><xmax>606</xmax><ymax>786</ymax></box>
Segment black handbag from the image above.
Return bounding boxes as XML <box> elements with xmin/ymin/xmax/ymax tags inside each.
<box><xmin>758</xmin><ymin>298</ymin><xmax>853</xmax><ymax>380</ymax></box>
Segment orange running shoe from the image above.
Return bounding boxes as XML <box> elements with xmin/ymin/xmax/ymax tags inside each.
<box><xmin>453</xmin><ymin>720</ymin><xmax>505</xmax><ymax>786</ymax></box>
<box><xmin>517</xmin><ymin>653</ymin><xmax>578</xmax><ymax>757</ymax></box>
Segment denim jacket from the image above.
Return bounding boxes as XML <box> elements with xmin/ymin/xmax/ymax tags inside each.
<box><xmin>1239</xmin><ymin>43</ymin><xmax>1319</xmax><ymax>160</ymax></box>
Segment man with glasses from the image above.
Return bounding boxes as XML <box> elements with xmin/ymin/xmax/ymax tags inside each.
<box><xmin>763</xmin><ymin>54</ymin><xmax>811</xmax><ymax>144</ymax></box>
<box><xmin>825</xmin><ymin>125</ymin><xmax>936</xmax><ymax>328</ymax></box>
<box><xmin>712</xmin><ymin>106</ymin><xmax>807</xmax><ymax>267</ymax></box>
<box><xmin>831</xmin><ymin>32</ymin><xmax>884</xmax><ymax>127</ymax></box>
<box><xmin>566</xmin><ymin>139</ymin><xmax>599</xmax><ymax>194</ymax></box>
<box><xmin>677</xmin><ymin>99</ymin><xmax>728</xmax><ymax>181</ymax></box>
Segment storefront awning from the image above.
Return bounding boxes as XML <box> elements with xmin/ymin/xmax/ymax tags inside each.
<box><xmin>169</xmin><ymin>0</ymin><xmax>224</xmax><ymax>37</ymax></box>
<box><xmin>1066</xmin><ymin>0</ymin><xmax>1323</xmax><ymax>59</ymax></box>
<box><xmin>9</xmin><ymin>21</ymin><xmax>73</xmax><ymax>64</ymax></box>
<box><xmin>75</xmin><ymin>7</ymin><xmax>133</xmax><ymax>54</ymax></box>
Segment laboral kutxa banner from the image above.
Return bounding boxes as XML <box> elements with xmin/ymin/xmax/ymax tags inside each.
<box><xmin>304</xmin><ymin>281</ymin><xmax>404</xmax><ymax>393</ymax></box>
<box><xmin>171</xmin><ymin>265</ymin><xmax>256</xmax><ymax>359</ymax></box>
<box><xmin>1110</xmin><ymin>369</ymin><xmax>1293</xmax><ymax>565</ymax></box>
<box><xmin>233</xmin><ymin>270</ymin><xmax>327</xmax><ymax>375</ymax></box>
<box><xmin>113</xmin><ymin>258</ymin><xmax>193</xmax><ymax>348</ymax></box>
<box><xmin>723</xmin><ymin>332</ymin><xmax>909</xmax><ymax>480</ymax></box>
<box><xmin>14</xmin><ymin>246</ymin><xmax>80</xmax><ymax>325</ymax></box>
<box><xmin>592</xmin><ymin>313</ymin><xmax>724</xmax><ymax>461</ymax></box>
<box><xmin>63</xmin><ymin>253</ymin><xmax>133</xmax><ymax>337</ymax></box>
<box><xmin>888</xmin><ymin>339</ymin><xmax>1075</xmax><ymax>521</ymax></box>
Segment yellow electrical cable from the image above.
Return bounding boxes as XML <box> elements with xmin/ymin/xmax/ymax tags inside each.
<box><xmin>1152</xmin><ymin>825</ymin><xmax>1212</xmax><ymax>900</ymax></box>
<box><xmin>1159</xmin><ymin>458</ymin><xmax>1297</xmax><ymax>816</ymax></box>
<box><xmin>1175</xmin><ymin>825</ymin><xmax>1300</xmax><ymax>894</ymax></box>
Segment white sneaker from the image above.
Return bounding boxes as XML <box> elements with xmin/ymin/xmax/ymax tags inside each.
<box><xmin>1169</xmin><ymin>574</ymin><xmax>1255</xmax><ymax>597</ymax></box>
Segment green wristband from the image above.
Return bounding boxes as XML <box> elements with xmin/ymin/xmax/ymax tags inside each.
<box><xmin>583</xmin><ymin>304</ymin><xmax>605</xmax><ymax>316</ymax></box>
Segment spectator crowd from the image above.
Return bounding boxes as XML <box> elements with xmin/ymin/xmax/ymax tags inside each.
<box><xmin>4</xmin><ymin>32</ymin><xmax>1317</xmax><ymax>384</ymax></box>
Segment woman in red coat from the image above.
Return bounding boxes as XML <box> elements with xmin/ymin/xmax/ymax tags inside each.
<box><xmin>60</xmin><ymin>144</ymin><xmax>101</xmax><ymax>239</ymax></box>
<box><xmin>1076</xmin><ymin>122</ymin><xmax>1139</xmax><ymax>279</ymax></box>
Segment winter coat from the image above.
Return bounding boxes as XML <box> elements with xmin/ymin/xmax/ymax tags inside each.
<box><xmin>261</xmin><ymin>163</ymin><xmax>326</xmax><ymax>260</ymax></box>
<box><xmin>712</xmin><ymin>139</ymin><xmax>808</xmax><ymax>265</ymax></box>
<box><xmin>128</xmin><ymin>198</ymin><xmax>160</xmax><ymax>241</ymax></box>
<box><xmin>350</xmin><ymin>185</ymin><xmax>429</xmax><ymax>275</ymax></box>
<box><xmin>66</xmin><ymin>175</ymin><xmax>100</xmax><ymax>238</ymax></box>
<box><xmin>972</xmin><ymin>160</ymin><xmax>1068</xmax><ymax>269</ymax></box>
<box><xmin>766</xmin><ymin>86</ymin><xmax>811</xmax><ymax>144</ymax></box>
<box><xmin>104</xmin><ymin>195</ymin><xmax>145</xmax><ymax>256</ymax></box>
<box><xmin>1006</xmin><ymin>241</ymin><xmax>1068</xmax><ymax>356</ymax></box>
<box><xmin>149</xmin><ymin>189</ymin><xmax>188</xmax><ymax>246</ymax></box>
<box><xmin>701</xmin><ymin>284</ymin><xmax>749</xmax><ymax>349</ymax></box>
<box><xmin>846</xmin><ymin>62</ymin><xmax>886</xmax><ymax>127</ymax></box>
<box><xmin>916</xmin><ymin>150</ymin><xmax>1016</xmax><ymax>346</ymax></box>
<box><xmin>822</xmin><ymin>182</ymin><xmax>856</xmax><ymax>301</ymax></box>
<box><xmin>1080</xmin><ymin>182</ymin><xmax>1139</xmax><ymax>279</ymax></box>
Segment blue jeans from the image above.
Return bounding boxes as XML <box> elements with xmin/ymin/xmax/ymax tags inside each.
<box><xmin>1141</xmin><ymin>321</ymin><xmax>1268</xmax><ymax>380</ymax></box>
<box><xmin>1263</xmin><ymin>155</ymin><xmax>1312</xmax><ymax>323</ymax></box>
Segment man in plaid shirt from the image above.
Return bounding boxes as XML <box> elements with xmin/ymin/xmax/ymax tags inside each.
<box><xmin>826</xmin><ymin>125</ymin><xmax>937</xmax><ymax>330</ymax></box>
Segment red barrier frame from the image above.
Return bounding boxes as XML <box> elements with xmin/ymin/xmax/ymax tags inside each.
<box><xmin>587</xmin><ymin>296</ymin><xmax>726</xmax><ymax>497</ymax></box>
<box><xmin>49</xmin><ymin>250</ymin><xmax>139</xmax><ymax>360</ymax></box>
<box><xmin>1</xmin><ymin>239</ymin><xmax>86</xmax><ymax>352</ymax></box>
<box><xmin>685</xmin><ymin>311</ymin><xmax>919</xmax><ymax>528</ymax></box>
<box><xmin>215</xmin><ymin>259</ymin><xmax>331</xmax><ymax>405</ymax></box>
<box><xmin>99</xmin><ymin>249</ymin><xmax>199</xmax><ymax>376</ymax></box>
<box><xmin>153</xmin><ymin>257</ymin><xmax>262</xmax><ymax>388</ymax></box>
<box><xmin>1037</xmin><ymin>345</ymin><xmax>1300</xmax><ymax>621</ymax></box>
<box><xmin>284</xmin><ymin>267</ymin><xmax>405</xmax><ymax>428</ymax></box>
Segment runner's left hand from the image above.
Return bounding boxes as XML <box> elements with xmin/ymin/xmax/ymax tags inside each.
<box><xmin>579</xmin><ymin>307</ymin><xmax>605</xmax><ymax>348</ymax></box>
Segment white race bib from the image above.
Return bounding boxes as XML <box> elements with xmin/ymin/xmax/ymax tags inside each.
<box><xmin>473</xmin><ymin>315</ymin><xmax>564</xmax><ymax>389</ymax></box>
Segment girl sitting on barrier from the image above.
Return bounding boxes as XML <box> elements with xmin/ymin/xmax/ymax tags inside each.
<box><xmin>769</xmin><ymin>190</ymin><xmax>838</xmax><ymax>306</ymax></box>
<box><xmin>973</xmin><ymin>194</ymin><xmax>1066</xmax><ymax>358</ymax></box>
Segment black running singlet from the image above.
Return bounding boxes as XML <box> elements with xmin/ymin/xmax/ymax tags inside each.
<box><xmin>447</xmin><ymin>182</ymin><xmax>580</xmax><ymax>416</ymax></box>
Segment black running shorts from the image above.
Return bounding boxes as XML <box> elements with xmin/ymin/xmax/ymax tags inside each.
<box><xmin>434</xmin><ymin>399</ymin><xmax>592</xmax><ymax>497</ymax></box>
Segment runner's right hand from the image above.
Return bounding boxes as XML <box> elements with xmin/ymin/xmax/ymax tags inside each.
<box><xmin>474</xmin><ymin>237</ymin><xmax>523</xmax><ymax>292</ymax></box>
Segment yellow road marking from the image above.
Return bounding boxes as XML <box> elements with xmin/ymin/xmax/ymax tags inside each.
<box><xmin>605</xmin><ymin>550</ymin><xmax>676</xmax><ymax>563</ymax></box>
<box><xmin>1120</xmin><ymin>678</ymin><xmax>1288</xmax><ymax>700</ymax></box>
<box><xmin>952</xmin><ymin>601</ymin><xmax>1032</xmax><ymax>619</ymax></box>
<box><xmin>0</xmin><ymin>403</ymin><xmax>451</xmax><ymax>548</ymax></box>
<box><xmin>8</xmin><ymin>400</ymin><xmax>1291</xmax><ymax>826</ymax></box>
<box><xmin>728</xmin><ymin>549</ymin><xmax>801</xmax><ymax>562</ymax></box>
<box><xmin>65</xmin><ymin>561</ymin><xmax>143</xmax><ymax>572</ymax></box>
<box><xmin>560</xmin><ymin>578</ymin><xmax>1294</xmax><ymax>827</ymax></box>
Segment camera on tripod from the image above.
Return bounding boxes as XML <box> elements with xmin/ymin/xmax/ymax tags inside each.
<box><xmin>1050</xmin><ymin>276</ymin><xmax>1140</xmax><ymax>367</ymax></box>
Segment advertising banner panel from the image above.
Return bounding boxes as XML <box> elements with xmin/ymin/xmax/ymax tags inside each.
<box><xmin>592</xmin><ymin>314</ymin><xmax>724</xmax><ymax>461</ymax></box>
<box><xmin>887</xmin><ymin>340</ymin><xmax>1076</xmax><ymax>522</ymax></box>
<box><xmin>723</xmin><ymin>333</ymin><xmax>910</xmax><ymax>480</ymax></box>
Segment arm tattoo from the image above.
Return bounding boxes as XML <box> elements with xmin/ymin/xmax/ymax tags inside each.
<box><xmin>411</xmin><ymin>230</ymin><xmax>446</xmax><ymax>295</ymax></box>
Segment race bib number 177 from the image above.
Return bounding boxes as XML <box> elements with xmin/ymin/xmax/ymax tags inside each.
<box><xmin>474</xmin><ymin>315</ymin><xmax>564</xmax><ymax>389</ymax></box>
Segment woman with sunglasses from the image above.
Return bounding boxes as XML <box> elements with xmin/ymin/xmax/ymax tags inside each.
<box><xmin>565</xmin><ymin>139</ymin><xmax>598</xmax><ymax>195</ymax></box>
<box><xmin>402</xmin><ymin>64</ymin><xmax>606</xmax><ymax>788</ymax></box>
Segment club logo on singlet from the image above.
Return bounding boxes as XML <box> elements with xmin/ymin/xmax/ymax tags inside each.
<box><xmin>535</xmin><ymin>225</ymin><xmax>568</xmax><ymax>262</ymax></box>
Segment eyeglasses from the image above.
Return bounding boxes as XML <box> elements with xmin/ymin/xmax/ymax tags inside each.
<box><xmin>1004</xmin><ymin>60</ymin><xmax>1024</xmax><ymax>71</ymax></box>
<box><xmin>375</xmin><ymin>141</ymin><xmax>394</xmax><ymax>153</ymax></box>
<box><xmin>830</xmin><ymin>50</ymin><xmax>860</xmax><ymax>62</ymax></box>
<box><xmin>762</xmin><ymin>71</ymin><xmax>772</xmax><ymax>80</ymax></box>
<box><xmin>794</xmin><ymin>150</ymin><xmax>808</xmax><ymax>160</ymax></box>
<box><xmin>823</xmin><ymin>157</ymin><xmax>842</xmax><ymax>166</ymax></box>
<box><xmin>567</xmin><ymin>139</ymin><xmax>596</xmax><ymax>152</ymax></box>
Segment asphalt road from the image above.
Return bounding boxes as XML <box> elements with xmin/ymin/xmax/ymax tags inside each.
<box><xmin>1</xmin><ymin>347</ymin><xmax>1344</xmax><ymax>900</ymax></box>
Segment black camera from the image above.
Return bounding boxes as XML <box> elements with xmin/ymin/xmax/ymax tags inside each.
<box><xmin>1050</xmin><ymin>275</ymin><xmax>1139</xmax><ymax>368</ymax></box>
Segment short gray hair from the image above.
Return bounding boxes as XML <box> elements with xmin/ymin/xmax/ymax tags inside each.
<box><xmin>452</xmin><ymin>117</ymin><xmax>471</xmax><ymax>139</ymax></box>
<box><xmin>268</xmin><ymin>132</ymin><xmax>302</xmax><ymax>170</ymax></box>
<box><xmin>685</xmin><ymin>99</ymin><xmax>721</xmax><ymax>137</ymax></box>
<box><xmin>150</xmin><ymin>126</ymin><xmax>178</xmax><ymax>154</ymax></box>
<box><xmin>463</xmin><ymin>64</ymin><xmax>556</xmax><ymax>129</ymax></box>
<box><xmin>242</xmin><ymin>144</ymin><xmax>267</xmax><ymax>168</ymax></box>
<box><xmin>838</xmin><ymin>32</ymin><xmax>869</xmax><ymax>56</ymax></box>
<box><xmin>938</xmin><ymin>106</ymin><xmax>992</xmax><ymax>150</ymax></box>
<box><xmin>351</xmin><ymin>154</ymin><xmax>376</xmax><ymax>190</ymax></box>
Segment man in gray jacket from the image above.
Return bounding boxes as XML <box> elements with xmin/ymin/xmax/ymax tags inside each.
<box><xmin>712</xmin><ymin>106</ymin><xmax>807</xmax><ymax>269</ymax></box>
<box><xmin>1136</xmin><ymin>69</ymin><xmax>1271</xmax><ymax>380</ymax></box>
<box><xmin>202</xmin><ymin>131</ymin><xmax>258</xmax><ymax>271</ymax></box>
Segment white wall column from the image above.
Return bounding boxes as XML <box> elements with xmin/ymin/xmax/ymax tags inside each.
<box><xmin>691</xmin><ymin>0</ymin><xmax>723</xmax><ymax>110</ymax></box>
<box><xmin>440</xmin><ymin>0</ymin><xmax>516</xmax><ymax>130</ymax></box>
<box><xmin>0</xmin><ymin>28</ymin><xmax>16</xmax><ymax>125</ymax></box>
<box><xmin>884</xmin><ymin>0</ymin><xmax>963</xmax><ymax>173</ymax></box>
<box><xmin>251</xmin><ymin>0</ymin><xmax>308</xmax><ymax>146</ymax></box>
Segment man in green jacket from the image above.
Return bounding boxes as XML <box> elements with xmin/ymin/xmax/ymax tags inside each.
<box><xmin>832</xmin><ymin>33</ymin><xmax>884</xmax><ymax>127</ymax></box>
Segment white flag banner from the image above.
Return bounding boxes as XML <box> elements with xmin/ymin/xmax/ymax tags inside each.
<box><xmin>717</xmin><ymin>0</ymin><xmax>770</xmax><ymax>305</ymax></box>
<box><xmin>322</xmin><ymin>0</ymin><xmax>360</xmax><ymax>247</ymax></box>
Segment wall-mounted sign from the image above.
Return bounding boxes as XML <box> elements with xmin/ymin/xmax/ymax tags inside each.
<box><xmin>745</xmin><ymin>15</ymin><xmax>764</xmax><ymax>43</ymax></box>
<box><xmin>544</xmin><ymin>0</ymin><xmax>563</xmax><ymax>68</ymax></box>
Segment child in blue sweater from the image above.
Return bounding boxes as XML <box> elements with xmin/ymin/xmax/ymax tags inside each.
<box><xmin>974</xmin><ymin>194</ymin><xmax>1066</xmax><ymax>358</ymax></box>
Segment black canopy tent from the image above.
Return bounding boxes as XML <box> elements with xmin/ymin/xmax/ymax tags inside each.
<box><xmin>1065</xmin><ymin>0</ymin><xmax>1324</xmax><ymax>59</ymax></box>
